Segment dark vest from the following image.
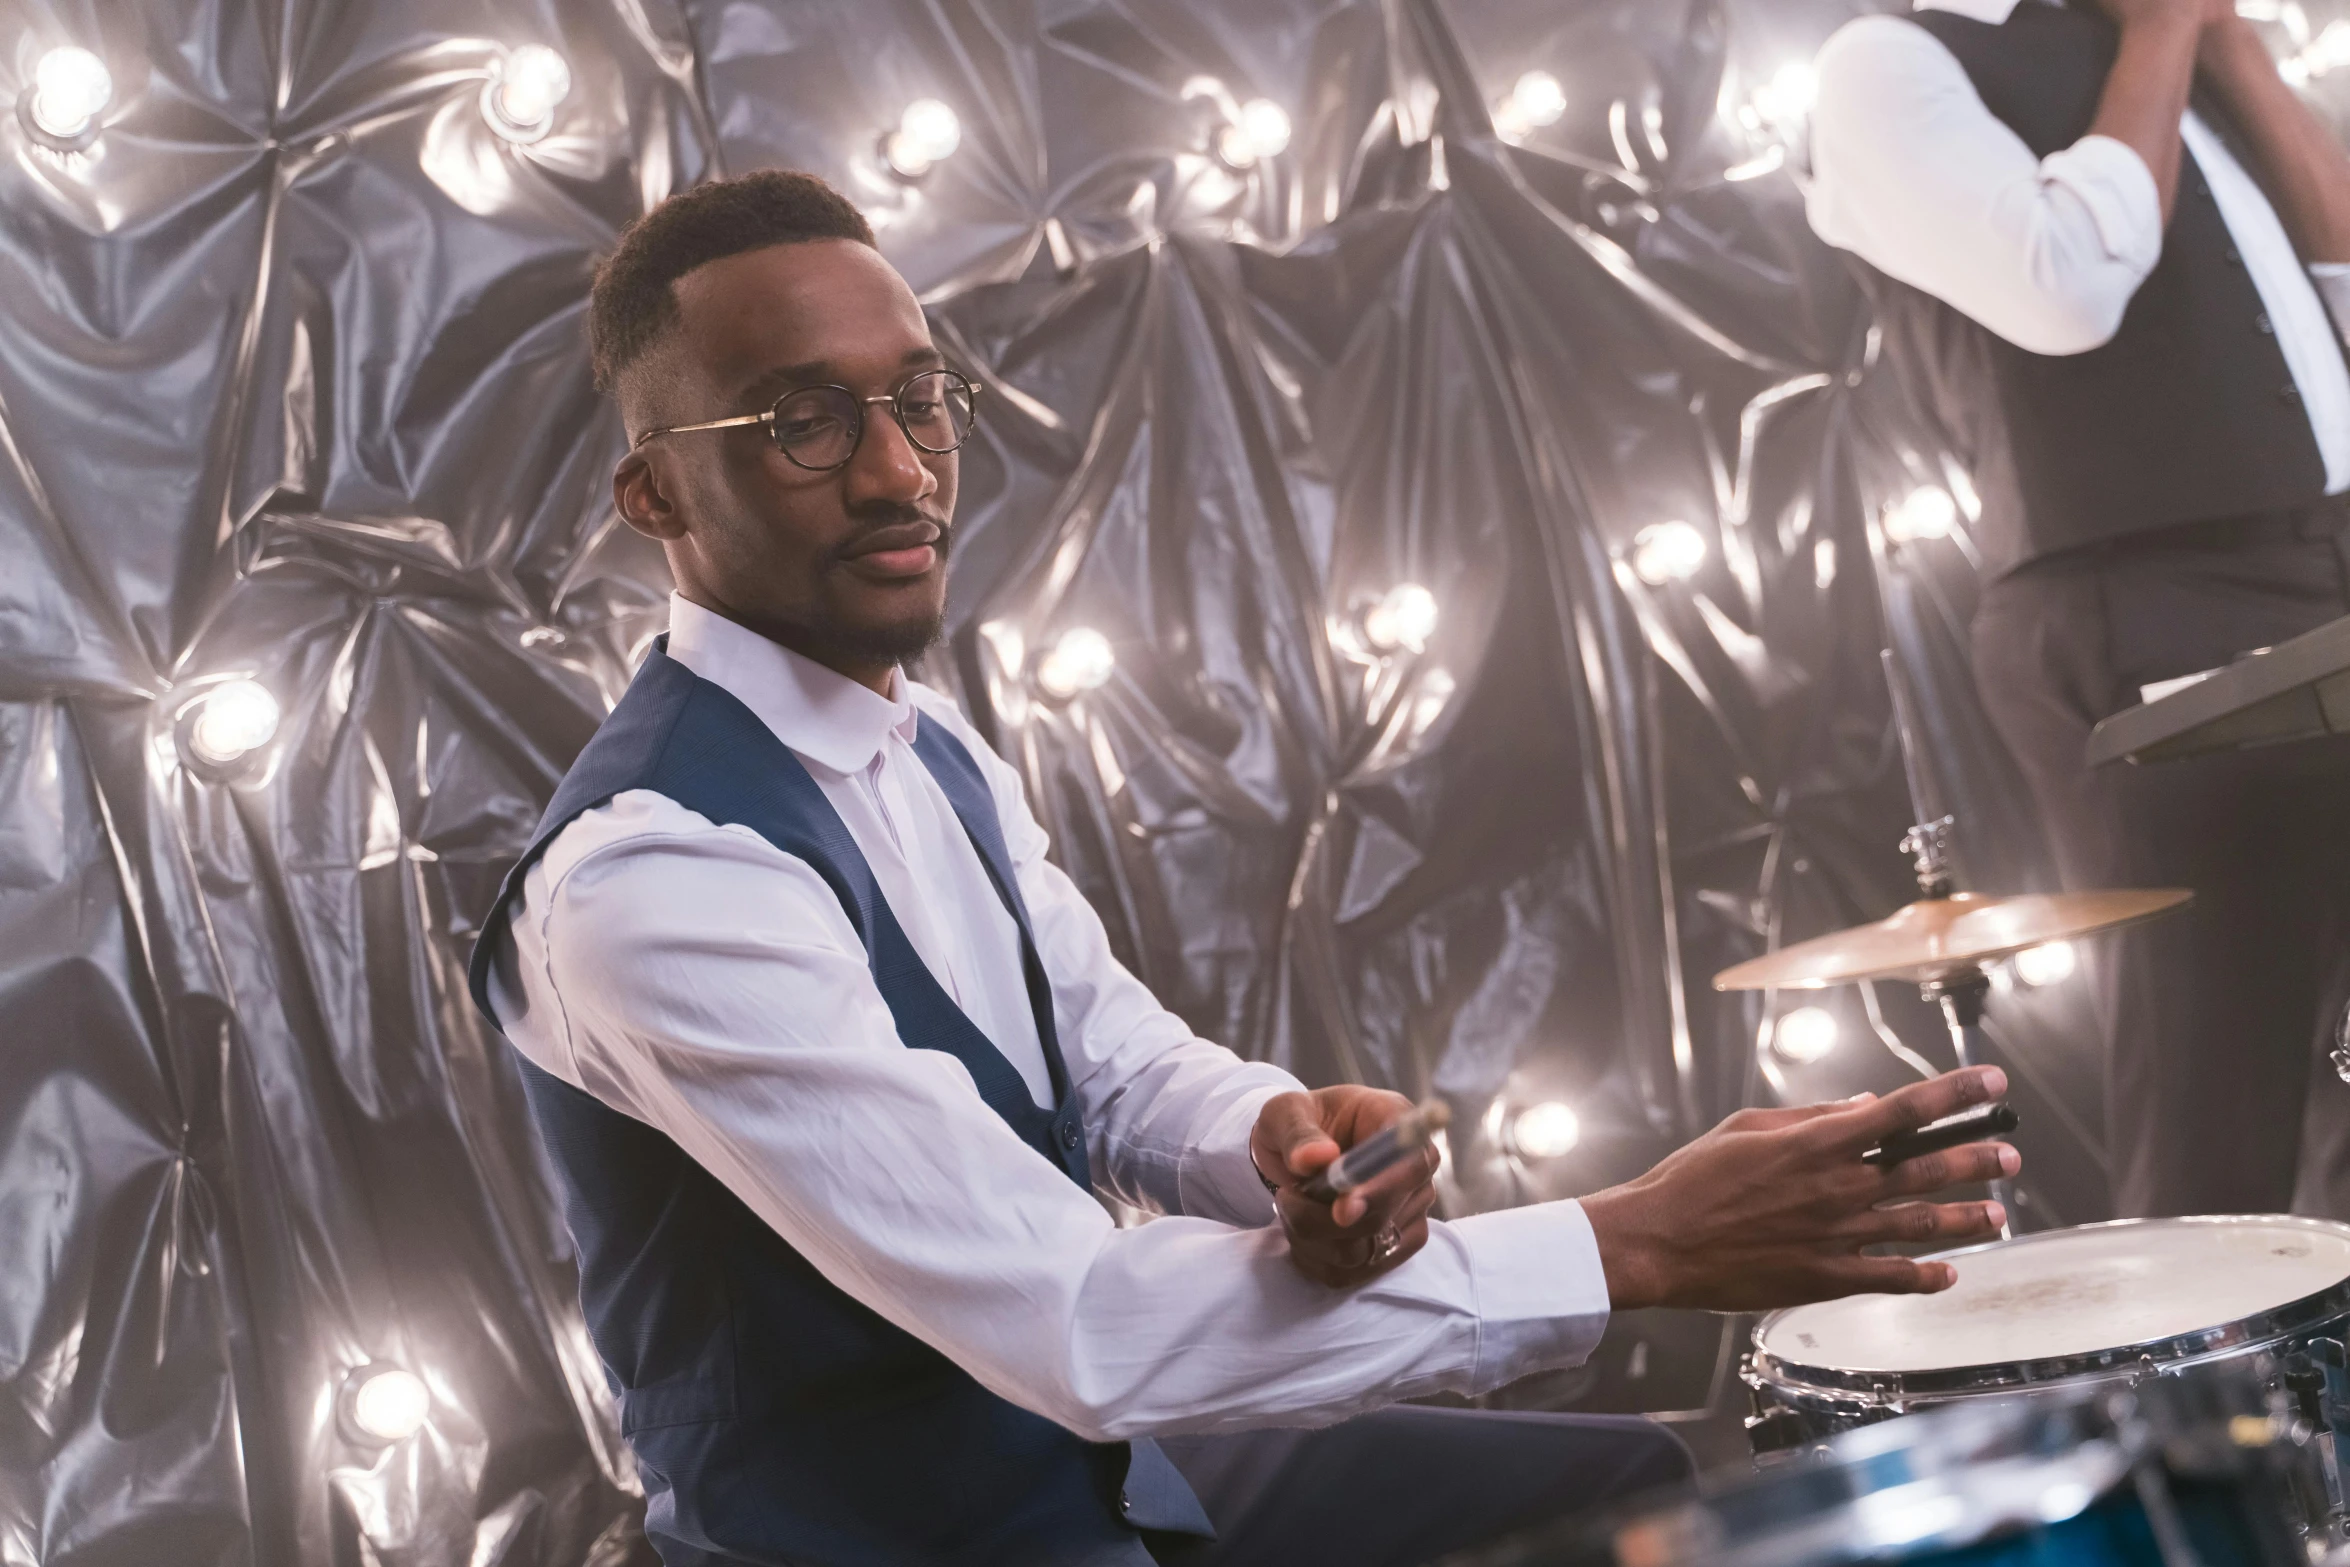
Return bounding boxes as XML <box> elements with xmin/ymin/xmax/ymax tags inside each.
<box><xmin>1853</xmin><ymin>2</ymin><xmax>2336</xmax><ymax>574</ymax></box>
<box><xmin>464</xmin><ymin>643</ymin><xmax>1213</xmax><ymax>1565</ymax></box>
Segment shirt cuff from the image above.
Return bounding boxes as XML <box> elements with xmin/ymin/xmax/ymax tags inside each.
<box><xmin>1175</xmin><ymin>1073</ymin><xmax>1304</xmax><ymax>1228</ymax></box>
<box><xmin>2042</xmin><ymin>134</ymin><xmax>2164</xmax><ymax>273</ymax></box>
<box><xmin>1449</xmin><ymin>1200</ymin><xmax>1613</xmax><ymax>1389</ymax></box>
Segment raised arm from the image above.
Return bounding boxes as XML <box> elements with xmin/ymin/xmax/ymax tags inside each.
<box><xmin>2196</xmin><ymin>13</ymin><xmax>2350</xmax><ymax>263</ymax></box>
<box><xmin>1806</xmin><ymin>2</ymin><xmax>2202</xmax><ymax>353</ymax></box>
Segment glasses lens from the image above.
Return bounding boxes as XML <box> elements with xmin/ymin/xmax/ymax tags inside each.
<box><xmin>771</xmin><ymin>387</ymin><xmax>861</xmax><ymax>468</ymax></box>
<box><xmin>898</xmin><ymin>370</ymin><xmax>976</xmax><ymax>454</ymax></box>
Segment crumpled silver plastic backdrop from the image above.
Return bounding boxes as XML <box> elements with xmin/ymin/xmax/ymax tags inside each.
<box><xmin>0</xmin><ymin>0</ymin><xmax>2166</xmax><ymax>1558</ymax></box>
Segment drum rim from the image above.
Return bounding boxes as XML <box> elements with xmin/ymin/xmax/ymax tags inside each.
<box><xmin>1750</xmin><ymin>1213</ymin><xmax>2350</xmax><ymax>1403</ymax></box>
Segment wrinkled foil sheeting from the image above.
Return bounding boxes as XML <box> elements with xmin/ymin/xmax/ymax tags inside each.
<box><xmin>0</xmin><ymin>0</ymin><xmax>2142</xmax><ymax>1559</ymax></box>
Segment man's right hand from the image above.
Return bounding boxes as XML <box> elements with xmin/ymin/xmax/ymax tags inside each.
<box><xmin>1581</xmin><ymin>1065</ymin><xmax>2019</xmax><ymax>1312</ymax></box>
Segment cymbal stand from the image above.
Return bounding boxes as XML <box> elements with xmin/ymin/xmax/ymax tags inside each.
<box><xmin>1915</xmin><ymin>966</ymin><xmax>2015</xmax><ymax>1237</ymax></box>
<box><xmin>1886</xmin><ymin>652</ymin><xmax>2017</xmax><ymax>1235</ymax></box>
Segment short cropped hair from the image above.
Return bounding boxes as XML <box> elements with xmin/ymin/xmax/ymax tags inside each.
<box><xmin>587</xmin><ymin>169</ymin><xmax>877</xmax><ymax>394</ymax></box>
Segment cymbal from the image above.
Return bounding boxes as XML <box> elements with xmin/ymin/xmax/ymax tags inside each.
<box><xmin>1711</xmin><ymin>888</ymin><xmax>2193</xmax><ymax>991</ymax></box>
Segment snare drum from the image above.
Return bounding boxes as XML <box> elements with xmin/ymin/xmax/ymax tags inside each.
<box><xmin>1744</xmin><ymin>1216</ymin><xmax>2350</xmax><ymax>1552</ymax></box>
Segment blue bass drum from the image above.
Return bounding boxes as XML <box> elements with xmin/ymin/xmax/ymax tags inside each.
<box><xmin>1442</xmin><ymin>1375</ymin><xmax>2329</xmax><ymax>1567</ymax></box>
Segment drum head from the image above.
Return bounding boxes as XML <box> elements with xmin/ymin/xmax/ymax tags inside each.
<box><xmin>1753</xmin><ymin>1215</ymin><xmax>2350</xmax><ymax>1398</ymax></box>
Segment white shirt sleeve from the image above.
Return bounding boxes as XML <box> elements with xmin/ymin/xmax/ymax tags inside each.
<box><xmin>2314</xmin><ymin>264</ymin><xmax>2350</xmax><ymax>350</ymax></box>
<box><xmin>1804</xmin><ymin>15</ymin><xmax>2164</xmax><ymax>355</ymax></box>
<box><xmin>505</xmin><ymin>800</ymin><xmax>1611</xmax><ymax>1441</ymax></box>
<box><xmin>907</xmin><ymin>688</ymin><xmax>1303</xmax><ymax>1227</ymax></box>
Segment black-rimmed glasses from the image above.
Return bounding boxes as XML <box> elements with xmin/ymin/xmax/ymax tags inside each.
<box><xmin>632</xmin><ymin>368</ymin><xmax>981</xmax><ymax>470</ymax></box>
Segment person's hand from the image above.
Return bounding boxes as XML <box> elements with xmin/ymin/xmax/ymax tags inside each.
<box><xmin>1581</xmin><ymin>1065</ymin><xmax>2020</xmax><ymax>1313</ymax></box>
<box><xmin>1251</xmin><ymin>1087</ymin><xmax>1441</xmax><ymax>1287</ymax></box>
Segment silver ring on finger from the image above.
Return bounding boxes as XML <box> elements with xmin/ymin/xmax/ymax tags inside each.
<box><xmin>1370</xmin><ymin>1224</ymin><xmax>1402</xmax><ymax>1264</ymax></box>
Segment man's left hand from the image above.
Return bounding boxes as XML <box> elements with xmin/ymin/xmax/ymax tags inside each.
<box><xmin>1250</xmin><ymin>1087</ymin><xmax>1441</xmax><ymax>1287</ymax></box>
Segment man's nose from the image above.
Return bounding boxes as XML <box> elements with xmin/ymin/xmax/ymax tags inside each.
<box><xmin>843</xmin><ymin>403</ymin><xmax>936</xmax><ymax>507</ymax></box>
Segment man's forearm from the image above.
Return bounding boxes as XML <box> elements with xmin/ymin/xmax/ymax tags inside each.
<box><xmin>2199</xmin><ymin>17</ymin><xmax>2350</xmax><ymax>261</ymax></box>
<box><xmin>2093</xmin><ymin>11</ymin><xmax>2205</xmax><ymax>222</ymax></box>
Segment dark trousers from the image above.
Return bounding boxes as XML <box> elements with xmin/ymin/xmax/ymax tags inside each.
<box><xmin>1970</xmin><ymin>503</ymin><xmax>2350</xmax><ymax>1218</ymax></box>
<box><xmin>1143</xmin><ymin>1405</ymin><xmax>1692</xmax><ymax>1566</ymax></box>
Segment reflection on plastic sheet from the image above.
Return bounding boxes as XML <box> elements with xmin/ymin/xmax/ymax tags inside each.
<box><xmin>0</xmin><ymin>0</ymin><xmax>2131</xmax><ymax>1558</ymax></box>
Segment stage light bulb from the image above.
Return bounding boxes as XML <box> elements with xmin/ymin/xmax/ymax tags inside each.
<box><xmin>1363</xmin><ymin>582</ymin><xmax>1439</xmax><ymax>654</ymax></box>
<box><xmin>1239</xmin><ymin>99</ymin><xmax>1290</xmax><ymax>157</ymax></box>
<box><xmin>1752</xmin><ymin>61</ymin><xmax>1816</xmax><ymax>132</ymax></box>
<box><xmin>885</xmin><ymin>98</ymin><xmax>961</xmax><ymax>179</ymax></box>
<box><xmin>1509</xmin><ymin>1101</ymin><xmax>1581</xmax><ymax>1160</ymax></box>
<box><xmin>189</xmin><ymin>680</ymin><xmax>280</xmax><ymax>766</ymax></box>
<box><xmin>347</xmin><ymin>1365</ymin><xmax>429</xmax><ymax>1442</ymax></box>
<box><xmin>29</xmin><ymin>46</ymin><xmax>111</xmax><ymax>141</ymax></box>
<box><xmin>1774</xmin><ymin>1004</ymin><xmax>1841</xmax><ymax>1064</ymax></box>
<box><xmin>1629</xmin><ymin>520</ymin><xmax>1708</xmax><ymax>586</ymax></box>
<box><xmin>2310</xmin><ymin>20</ymin><xmax>2350</xmax><ymax>76</ymax></box>
<box><xmin>2013</xmin><ymin>940</ymin><xmax>2077</xmax><ymax>988</ymax></box>
<box><xmin>484</xmin><ymin>44</ymin><xmax>569</xmax><ymax>143</ymax></box>
<box><xmin>1497</xmin><ymin>70</ymin><xmax>1566</xmax><ymax>141</ymax></box>
<box><xmin>1885</xmin><ymin>486</ymin><xmax>1958</xmax><ymax>544</ymax></box>
<box><xmin>1215</xmin><ymin>99</ymin><xmax>1290</xmax><ymax>169</ymax></box>
<box><xmin>1036</xmin><ymin>628</ymin><xmax>1116</xmax><ymax>700</ymax></box>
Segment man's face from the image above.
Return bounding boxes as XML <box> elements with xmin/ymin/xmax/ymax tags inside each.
<box><xmin>615</xmin><ymin>239</ymin><xmax>957</xmax><ymax>679</ymax></box>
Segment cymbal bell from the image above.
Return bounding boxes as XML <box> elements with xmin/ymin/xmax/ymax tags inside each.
<box><xmin>1711</xmin><ymin>888</ymin><xmax>2193</xmax><ymax>991</ymax></box>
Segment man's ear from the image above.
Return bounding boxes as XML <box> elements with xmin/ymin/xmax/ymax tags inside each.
<box><xmin>614</xmin><ymin>449</ymin><xmax>685</xmax><ymax>542</ymax></box>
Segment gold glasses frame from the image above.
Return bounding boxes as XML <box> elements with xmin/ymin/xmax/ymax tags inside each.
<box><xmin>630</xmin><ymin>368</ymin><xmax>983</xmax><ymax>470</ymax></box>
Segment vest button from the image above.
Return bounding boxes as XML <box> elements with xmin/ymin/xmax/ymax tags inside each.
<box><xmin>2225</xmin><ymin>245</ymin><xmax>2244</xmax><ymax>265</ymax></box>
<box><xmin>1060</xmin><ymin>1123</ymin><xmax>1080</xmax><ymax>1149</ymax></box>
<box><xmin>1119</xmin><ymin>1489</ymin><xmax>1134</xmax><ymax>1515</ymax></box>
<box><xmin>2282</xmin><ymin>384</ymin><xmax>2304</xmax><ymax>403</ymax></box>
<box><xmin>2258</xmin><ymin>314</ymin><xmax>2275</xmax><ymax>336</ymax></box>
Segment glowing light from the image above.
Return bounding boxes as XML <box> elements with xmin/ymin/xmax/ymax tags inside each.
<box><xmin>1509</xmin><ymin>1101</ymin><xmax>1581</xmax><ymax>1160</ymax></box>
<box><xmin>1749</xmin><ymin>61</ymin><xmax>1816</xmax><ymax>135</ymax></box>
<box><xmin>346</xmin><ymin>1365</ymin><xmax>429</xmax><ymax>1442</ymax></box>
<box><xmin>2013</xmin><ymin>940</ymin><xmax>2077</xmax><ymax>988</ymax></box>
<box><xmin>1494</xmin><ymin>70</ymin><xmax>1566</xmax><ymax>143</ymax></box>
<box><xmin>2282</xmin><ymin>19</ymin><xmax>2350</xmax><ymax>82</ymax></box>
<box><xmin>1035</xmin><ymin>628</ymin><xmax>1116</xmax><ymax>700</ymax></box>
<box><xmin>884</xmin><ymin>98</ymin><xmax>962</xmax><ymax>179</ymax></box>
<box><xmin>484</xmin><ymin>44</ymin><xmax>570</xmax><ymax>143</ymax></box>
<box><xmin>1774</xmin><ymin>1004</ymin><xmax>1841</xmax><ymax>1064</ymax></box>
<box><xmin>1884</xmin><ymin>486</ymin><xmax>1958</xmax><ymax>544</ymax></box>
<box><xmin>27</xmin><ymin>46</ymin><xmax>111</xmax><ymax>141</ymax></box>
<box><xmin>1363</xmin><ymin>582</ymin><xmax>1439</xmax><ymax>654</ymax></box>
<box><xmin>1629</xmin><ymin>520</ymin><xmax>1709</xmax><ymax>586</ymax></box>
<box><xmin>1215</xmin><ymin>99</ymin><xmax>1291</xmax><ymax>169</ymax></box>
<box><xmin>189</xmin><ymin>681</ymin><xmax>280</xmax><ymax>766</ymax></box>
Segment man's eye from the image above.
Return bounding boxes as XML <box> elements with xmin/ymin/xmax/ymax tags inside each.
<box><xmin>779</xmin><ymin>416</ymin><xmax>844</xmax><ymax>440</ymax></box>
<box><xmin>902</xmin><ymin>400</ymin><xmax>942</xmax><ymax>418</ymax></box>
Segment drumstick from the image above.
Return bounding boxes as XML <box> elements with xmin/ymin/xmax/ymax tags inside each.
<box><xmin>1861</xmin><ymin>1102</ymin><xmax>2019</xmax><ymax>1168</ymax></box>
<box><xmin>1296</xmin><ymin>1102</ymin><xmax>1451</xmax><ymax>1203</ymax></box>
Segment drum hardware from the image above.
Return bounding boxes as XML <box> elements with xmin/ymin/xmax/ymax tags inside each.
<box><xmin>1732</xmin><ymin>1217</ymin><xmax>2350</xmax><ymax>1559</ymax></box>
<box><xmin>1461</xmin><ymin>1375</ymin><xmax>2332</xmax><ymax>1567</ymax></box>
<box><xmin>1714</xmin><ymin>656</ymin><xmax>2191</xmax><ymax>1236</ymax></box>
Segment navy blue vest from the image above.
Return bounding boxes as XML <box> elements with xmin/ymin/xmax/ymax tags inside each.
<box><xmin>465</xmin><ymin>643</ymin><xmax>1212</xmax><ymax>1565</ymax></box>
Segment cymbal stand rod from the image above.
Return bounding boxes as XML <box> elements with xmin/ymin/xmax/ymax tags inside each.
<box><xmin>1922</xmin><ymin>967</ymin><xmax>2015</xmax><ymax>1238</ymax></box>
<box><xmin>1884</xmin><ymin>649</ymin><xmax>1957</xmax><ymax>901</ymax></box>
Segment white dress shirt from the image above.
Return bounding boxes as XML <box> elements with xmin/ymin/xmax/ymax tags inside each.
<box><xmin>1806</xmin><ymin>0</ymin><xmax>2350</xmax><ymax>493</ymax></box>
<box><xmin>484</xmin><ymin>594</ymin><xmax>1610</xmax><ymax>1442</ymax></box>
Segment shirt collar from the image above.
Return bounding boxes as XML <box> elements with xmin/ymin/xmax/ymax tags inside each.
<box><xmin>1917</xmin><ymin>0</ymin><xmax>2027</xmax><ymax>20</ymax></box>
<box><xmin>662</xmin><ymin>593</ymin><xmax>918</xmax><ymax>775</ymax></box>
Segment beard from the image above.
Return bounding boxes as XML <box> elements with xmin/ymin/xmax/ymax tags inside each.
<box><xmin>815</xmin><ymin>595</ymin><xmax>947</xmax><ymax>666</ymax></box>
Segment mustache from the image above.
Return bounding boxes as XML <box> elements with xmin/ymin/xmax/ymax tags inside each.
<box><xmin>832</xmin><ymin>504</ymin><xmax>952</xmax><ymax>564</ymax></box>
